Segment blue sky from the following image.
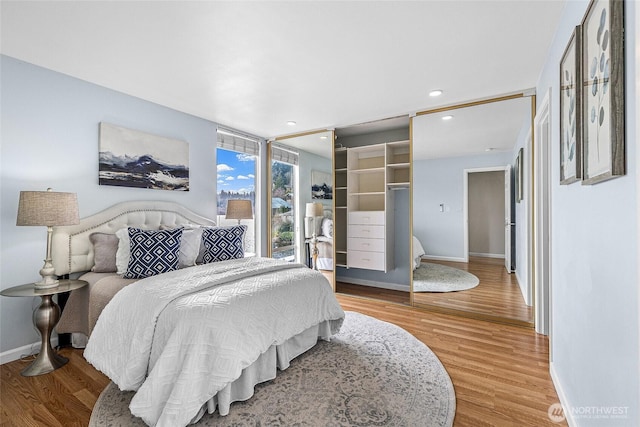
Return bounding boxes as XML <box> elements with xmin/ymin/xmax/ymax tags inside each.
<box><xmin>216</xmin><ymin>148</ymin><xmax>256</xmax><ymax>194</ymax></box>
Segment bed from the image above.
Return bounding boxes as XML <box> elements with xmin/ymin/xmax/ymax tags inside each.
<box><xmin>51</xmin><ymin>201</ymin><xmax>344</xmax><ymax>427</ymax></box>
<box><xmin>304</xmin><ymin>208</ymin><xmax>333</xmax><ymax>270</ymax></box>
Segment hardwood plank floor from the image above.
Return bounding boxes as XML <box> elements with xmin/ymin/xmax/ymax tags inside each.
<box><xmin>0</xmin><ymin>295</ymin><xmax>562</xmax><ymax>426</ymax></box>
<box><xmin>338</xmin><ymin>256</ymin><xmax>533</xmax><ymax>326</ymax></box>
<box><xmin>337</xmin><ymin>295</ymin><xmax>564</xmax><ymax>427</ymax></box>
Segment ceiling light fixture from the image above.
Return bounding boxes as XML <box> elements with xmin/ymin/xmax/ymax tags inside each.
<box><xmin>320</xmin><ymin>135</ymin><xmax>328</xmax><ymax>140</ymax></box>
<box><xmin>441</xmin><ymin>115</ymin><xmax>454</xmax><ymax>121</ymax></box>
<box><xmin>429</xmin><ymin>89</ymin><xmax>443</xmax><ymax>97</ymax></box>
<box><xmin>485</xmin><ymin>148</ymin><xmax>496</xmax><ymax>152</ymax></box>
<box><xmin>286</xmin><ymin>121</ymin><xmax>296</xmax><ymax>126</ymax></box>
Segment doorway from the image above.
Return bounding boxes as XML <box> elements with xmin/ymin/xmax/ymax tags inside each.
<box><xmin>465</xmin><ymin>167</ymin><xmax>510</xmax><ymax>268</ymax></box>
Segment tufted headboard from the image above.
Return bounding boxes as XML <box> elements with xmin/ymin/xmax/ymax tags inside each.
<box><xmin>51</xmin><ymin>201</ymin><xmax>216</xmax><ymax>276</ymax></box>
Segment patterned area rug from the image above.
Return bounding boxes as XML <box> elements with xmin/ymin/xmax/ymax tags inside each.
<box><xmin>413</xmin><ymin>262</ymin><xmax>480</xmax><ymax>292</ymax></box>
<box><xmin>89</xmin><ymin>311</ymin><xmax>456</xmax><ymax>426</ymax></box>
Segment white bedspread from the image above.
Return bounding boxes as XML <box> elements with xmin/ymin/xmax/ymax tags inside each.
<box><xmin>84</xmin><ymin>257</ymin><xmax>344</xmax><ymax>426</ymax></box>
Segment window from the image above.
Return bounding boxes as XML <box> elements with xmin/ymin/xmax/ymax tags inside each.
<box><xmin>271</xmin><ymin>144</ymin><xmax>298</xmax><ymax>262</ymax></box>
<box><xmin>216</xmin><ymin>127</ymin><xmax>260</xmax><ymax>255</ymax></box>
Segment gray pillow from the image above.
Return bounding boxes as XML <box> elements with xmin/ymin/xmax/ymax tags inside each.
<box><xmin>89</xmin><ymin>232</ymin><xmax>119</xmax><ymax>273</ymax></box>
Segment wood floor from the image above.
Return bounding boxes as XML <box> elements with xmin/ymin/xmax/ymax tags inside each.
<box><xmin>0</xmin><ymin>294</ymin><xmax>563</xmax><ymax>427</ymax></box>
<box><xmin>337</xmin><ymin>256</ymin><xmax>534</xmax><ymax>326</ymax></box>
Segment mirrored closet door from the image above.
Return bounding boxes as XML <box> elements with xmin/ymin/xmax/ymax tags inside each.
<box><xmin>411</xmin><ymin>93</ymin><xmax>535</xmax><ymax>326</ymax></box>
<box><xmin>267</xmin><ymin>130</ymin><xmax>335</xmax><ymax>288</ymax></box>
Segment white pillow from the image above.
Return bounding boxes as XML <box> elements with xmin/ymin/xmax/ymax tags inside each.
<box><xmin>321</xmin><ymin>218</ymin><xmax>333</xmax><ymax>238</ymax></box>
<box><xmin>177</xmin><ymin>227</ymin><xmax>202</xmax><ymax>268</ymax></box>
<box><xmin>115</xmin><ymin>227</ymin><xmax>130</xmax><ymax>275</ymax></box>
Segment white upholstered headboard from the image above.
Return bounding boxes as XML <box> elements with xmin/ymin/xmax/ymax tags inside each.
<box><xmin>51</xmin><ymin>201</ymin><xmax>216</xmax><ymax>275</ymax></box>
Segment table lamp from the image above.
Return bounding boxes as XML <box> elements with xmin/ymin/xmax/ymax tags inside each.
<box><xmin>16</xmin><ymin>188</ymin><xmax>79</xmax><ymax>289</ymax></box>
<box><xmin>225</xmin><ymin>199</ymin><xmax>253</xmax><ymax>225</ymax></box>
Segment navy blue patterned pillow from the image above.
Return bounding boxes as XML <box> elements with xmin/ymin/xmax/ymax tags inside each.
<box><xmin>201</xmin><ymin>225</ymin><xmax>247</xmax><ymax>263</ymax></box>
<box><xmin>123</xmin><ymin>227</ymin><xmax>183</xmax><ymax>279</ymax></box>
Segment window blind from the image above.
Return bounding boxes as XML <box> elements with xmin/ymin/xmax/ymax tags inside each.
<box><xmin>217</xmin><ymin>126</ymin><xmax>261</xmax><ymax>156</ymax></box>
<box><xmin>271</xmin><ymin>143</ymin><xmax>299</xmax><ymax>165</ymax></box>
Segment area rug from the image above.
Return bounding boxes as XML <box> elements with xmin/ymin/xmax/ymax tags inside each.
<box><xmin>89</xmin><ymin>311</ymin><xmax>456</xmax><ymax>427</ymax></box>
<box><xmin>413</xmin><ymin>262</ymin><xmax>480</xmax><ymax>292</ymax></box>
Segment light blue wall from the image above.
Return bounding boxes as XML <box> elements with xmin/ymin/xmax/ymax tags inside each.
<box><xmin>0</xmin><ymin>56</ymin><xmax>218</xmax><ymax>354</ymax></box>
<box><xmin>512</xmin><ymin>122</ymin><xmax>532</xmax><ymax>304</ymax></box>
<box><xmin>539</xmin><ymin>2</ymin><xmax>638</xmax><ymax>425</ymax></box>
<box><xmin>412</xmin><ymin>151</ymin><xmax>512</xmax><ymax>261</ymax></box>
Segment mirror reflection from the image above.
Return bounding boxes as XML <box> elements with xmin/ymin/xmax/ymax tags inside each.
<box><xmin>269</xmin><ymin>131</ymin><xmax>334</xmax><ymax>286</ymax></box>
<box><xmin>411</xmin><ymin>95</ymin><xmax>534</xmax><ymax>326</ymax></box>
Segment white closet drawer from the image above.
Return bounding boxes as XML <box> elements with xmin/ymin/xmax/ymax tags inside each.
<box><xmin>348</xmin><ymin>211</ymin><xmax>385</xmax><ymax>225</ymax></box>
<box><xmin>348</xmin><ymin>250</ymin><xmax>385</xmax><ymax>270</ymax></box>
<box><xmin>347</xmin><ymin>225</ymin><xmax>384</xmax><ymax>239</ymax></box>
<box><xmin>348</xmin><ymin>237</ymin><xmax>385</xmax><ymax>253</ymax></box>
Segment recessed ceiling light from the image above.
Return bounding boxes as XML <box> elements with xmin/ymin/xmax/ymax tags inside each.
<box><xmin>441</xmin><ymin>115</ymin><xmax>454</xmax><ymax>121</ymax></box>
<box><xmin>429</xmin><ymin>89</ymin><xmax>443</xmax><ymax>97</ymax></box>
<box><xmin>320</xmin><ymin>135</ymin><xmax>328</xmax><ymax>140</ymax></box>
<box><xmin>485</xmin><ymin>147</ymin><xmax>496</xmax><ymax>152</ymax></box>
<box><xmin>286</xmin><ymin>121</ymin><xmax>297</xmax><ymax>126</ymax></box>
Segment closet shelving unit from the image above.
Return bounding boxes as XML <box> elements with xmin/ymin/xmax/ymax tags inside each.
<box><xmin>385</xmin><ymin>140</ymin><xmax>411</xmax><ymax>190</ymax></box>
<box><xmin>333</xmin><ymin>148</ymin><xmax>348</xmax><ymax>268</ymax></box>
<box><xmin>335</xmin><ymin>140</ymin><xmax>409</xmax><ymax>272</ymax></box>
<box><xmin>334</xmin><ymin>139</ymin><xmax>410</xmax><ymax>272</ymax></box>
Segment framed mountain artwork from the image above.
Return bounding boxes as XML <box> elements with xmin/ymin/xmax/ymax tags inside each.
<box><xmin>99</xmin><ymin>122</ymin><xmax>189</xmax><ymax>191</ymax></box>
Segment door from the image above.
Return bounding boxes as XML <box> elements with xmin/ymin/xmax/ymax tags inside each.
<box><xmin>504</xmin><ymin>165</ymin><xmax>513</xmax><ymax>272</ymax></box>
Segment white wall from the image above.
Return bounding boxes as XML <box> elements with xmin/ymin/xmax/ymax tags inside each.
<box><xmin>413</xmin><ymin>151</ymin><xmax>511</xmax><ymax>261</ymax></box>
<box><xmin>539</xmin><ymin>2</ymin><xmax>639</xmax><ymax>425</ymax></box>
<box><xmin>0</xmin><ymin>56</ymin><xmax>218</xmax><ymax>355</ymax></box>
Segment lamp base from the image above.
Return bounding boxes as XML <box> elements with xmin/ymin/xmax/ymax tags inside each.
<box><xmin>311</xmin><ymin>233</ymin><xmax>319</xmax><ymax>271</ymax></box>
<box><xmin>34</xmin><ymin>277</ymin><xmax>60</xmax><ymax>290</ymax></box>
<box><xmin>35</xmin><ymin>258</ymin><xmax>59</xmax><ymax>289</ymax></box>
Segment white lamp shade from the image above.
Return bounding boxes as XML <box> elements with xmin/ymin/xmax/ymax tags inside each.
<box><xmin>16</xmin><ymin>189</ymin><xmax>79</xmax><ymax>226</ymax></box>
<box><xmin>225</xmin><ymin>199</ymin><xmax>253</xmax><ymax>220</ymax></box>
<box><xmin>305</xmin><ymin>202</ymin><xmax>323</xmax><ymax>218</ymax></box>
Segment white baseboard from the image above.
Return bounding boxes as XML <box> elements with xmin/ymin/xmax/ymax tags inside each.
<box><xmin>550</xmin><ymin>362</ymin><xmax>576</xmax><ymax>427</ymax></box>
<box><xmin>468</xmin><ymin>252</ymin><xmax>505</xmax><ymax>259</ymax></box>
<box><xmin>421</xmin><ymin>255</ymin><xmax>467</xmax><ymax>263</ymax></box>
<box><xmin>336</xmin><ymin>276</ymin><xmax>409</xmax><ymax>292</ymax></box>
<box><xmin>0</xmin><ymin>336</ymin><xmax>58</xmax><ymax>365</ymax></box>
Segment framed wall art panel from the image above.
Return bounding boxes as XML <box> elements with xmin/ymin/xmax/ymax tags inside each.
<box><xmin>559</xmin><ymin>26</ymin><xmax>582</xmax><ymax>184</ymax></box>
<box><xmin>311</xmin><ymin>170</ymin><xmax>332</xmax><ymax>200</ymax></box>
<box><xmin>99</xmin><ymin>122</ymin><xmax>189</xmax><ymax>191</ymax></box>
<box><xmin>581</xmin><ymin>0</ymin><xmax>625</xmax><ymax>185</ymax></box>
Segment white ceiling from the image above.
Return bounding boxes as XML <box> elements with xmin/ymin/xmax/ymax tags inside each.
<box><xmin>1</xmin><ymin>1</ymin><xmax>565</xmax><ymax>144</ymax></box>
<box><xmin>412</xmin><ymin>96</ymin><xmax>532</xmax><ymax>160</ymax></box>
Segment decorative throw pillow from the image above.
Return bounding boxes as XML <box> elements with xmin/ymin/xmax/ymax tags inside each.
<box><xmin>123</xmin><ymin>227</ymin><xmax>183</xmax><ymax>279</ymax></box>
<box><xmin>201</xmin><ymin>225</ymin><xmax>247</xmax><ymax>263</ymax></box>
<box><xmin>177</xmin><ymin>227</ymin><xmax>202</xmax><ymax>268</ymax></box>
<box><xmin>89</xmin><ymin>232</ymin><xmax>119</xmax><ymax>273</ymax></box>
<box><xmin>321</xmin><ymin>217</ymin><xmax>333</xmax><ymax>238</ymax></box>
<box><xmin>159</xmin><ymin>224</ymin><xmax>202</xmax><ymax>268</ymax></box>
<box><xmin>115</xmin><ymin>227</ymin><xmax>131</xmax><ymax>275</ymax></box>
